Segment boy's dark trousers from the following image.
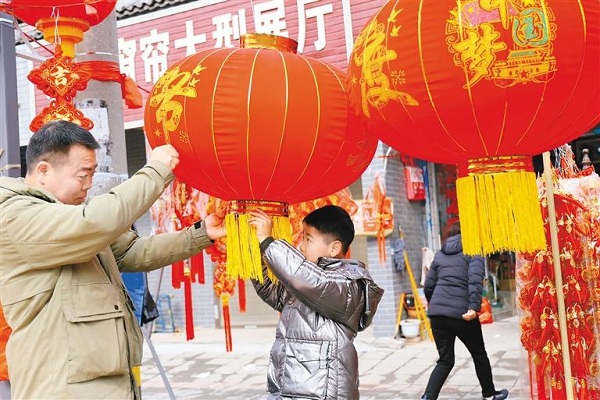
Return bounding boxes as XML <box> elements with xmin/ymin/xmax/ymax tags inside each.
<box><xmin>423</xmin><ymin>316</ymin><xmax>496</xmax><ymax>400</ymax></box>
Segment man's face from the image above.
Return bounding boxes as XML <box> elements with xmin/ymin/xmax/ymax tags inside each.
<box><xmin>43</xmin><ymin>144</ymin><xmax>97</xmax><ymax>205</ymax></box>
<box><xmin>299</xmin><ymin>223</ymin><xmax>339</xmax><ymax>263</ymax></box>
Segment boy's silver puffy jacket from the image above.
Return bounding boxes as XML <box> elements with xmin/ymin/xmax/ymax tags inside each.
<box><xmin>252</xmin><ymin>239</ymin><xmax>384</xmax><ymax>400</ymax></box>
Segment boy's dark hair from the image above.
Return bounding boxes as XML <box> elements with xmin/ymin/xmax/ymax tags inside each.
<box><xmin>303</xmin><ymin>205</ymin><xmax>355</xmax><ymax>254</ymax></box>
<box><xmin>26</xmin><ymin>120</ymin><xmax>100</xmax><ymax>173</ymax></box>
<box><xmin>447</xmin><ymin>221</ymin><xmax>461</xmax><ymax>238</ymax></box>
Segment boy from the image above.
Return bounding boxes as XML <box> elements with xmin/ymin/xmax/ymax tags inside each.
<box><xmin>249</xmin><ymin>205</ymin><xmax>384</xmax><ymax>400</ymax></box>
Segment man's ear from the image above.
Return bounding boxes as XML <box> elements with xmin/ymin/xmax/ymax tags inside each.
<box><xmin>35</xmin><ymin>161</ymin><xmax>51</xmax><ymax>184</ymax></box>
<box><xmin>329</xmin><ymin>240</ymin><xmax>343</xmax><ymax>258</ymax></box>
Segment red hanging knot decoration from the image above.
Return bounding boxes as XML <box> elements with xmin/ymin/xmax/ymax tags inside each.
<box><xmin>27</xmin><ymin>46</ymin><xmax>94</xmax><ymax>132</ymax></box>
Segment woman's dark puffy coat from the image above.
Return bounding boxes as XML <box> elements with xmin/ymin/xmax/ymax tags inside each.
<box><xmin>424</xmin><ymin>234</ymin><xmax>485</xmax><ymax>319</ymax></box>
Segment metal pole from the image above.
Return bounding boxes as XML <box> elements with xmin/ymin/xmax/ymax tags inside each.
<box><xmin>141</xmin><ymin>328</ymin><xmax>176</xmax><ymax>400</ymax></box>
<box><xmin>0</xmin><ymin>12</ymin><xmax>22</xmax><ymax>178</ymax></box>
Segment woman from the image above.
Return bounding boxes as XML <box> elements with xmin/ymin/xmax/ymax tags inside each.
<box><xmin>421</xmin><ymin>222</ymin><xmax>509</xmax><ymax>400</ymax></box>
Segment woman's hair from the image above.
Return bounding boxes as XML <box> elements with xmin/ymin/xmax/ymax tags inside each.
<box><xmin>26</xmin><ymin>120</ymin><xmax>100</xmax><ymax>172</ymax></box>
<box><xmin>447</xmin><ymin>221</ymin><xmax>461</xmax><ymax>237</ymax></box>
<box><xmin>303</xmin><ymin>205</ymin><xmax>355</xmax><ymax>254</ymax></box>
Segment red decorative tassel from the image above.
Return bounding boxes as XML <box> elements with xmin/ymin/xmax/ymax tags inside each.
<box><xmin>172</xmin><ymin>260</ymin><xmax>184</xmax><ymax>289</ymax></box>
<box><xmin>237</xmin><ymin>279</ymin><xmax>246</xmax><ymax>312</ymax></box>
<box><xmin>222</xmin><ymin>295</ymin><xmax>232</xmax><ymax>352</ymax></box>
<box><xmin>184</xmin><ymin>272</ymin><xmax>194</xmax><ymax>341</ymax></box>
<box><xmin>191</xmin><ymin>253</ymin><xmax>205</xmax><ymax>284</ymax></box>
<box><xmin>378</xmin><ymin>230</ymin><xmax>386</xmax><ymax>264</ymax></box>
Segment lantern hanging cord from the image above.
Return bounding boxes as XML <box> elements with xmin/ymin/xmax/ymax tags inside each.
<box><xmin>8</xmin><ymin>13</ymin><xmax>54</xmax><ymax>57</ymax></box>
<box><xmin>51</xmin><ymin>7</ymin><xmax>61</xmax><ymax>47</ymax></box>
<box><xmin>16</xmin><ymin>26</ymin><xmax>55</xmax><ymax>56</ymax></box>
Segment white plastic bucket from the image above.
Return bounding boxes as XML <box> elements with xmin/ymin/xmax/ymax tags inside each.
<box><xmin>401</xmin><ymin>319</ymin><xmax>421</xmax><ymax>338</ymax></box>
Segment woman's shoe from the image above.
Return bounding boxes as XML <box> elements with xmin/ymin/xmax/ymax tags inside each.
<box><xmin>483</xmin><ymin>388</ymin><xmax>509</xmax><ymax>400</ymax></box>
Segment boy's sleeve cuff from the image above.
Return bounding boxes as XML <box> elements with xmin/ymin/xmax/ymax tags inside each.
<box><xmin>259</xmin><ymin>237</ymin><xmax>275</xmax><ymax>252</ymax></box>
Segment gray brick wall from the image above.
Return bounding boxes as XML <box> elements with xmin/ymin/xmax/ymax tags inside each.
<box><xmin>361</xmin><ymin>142</ymin><xmax>427</xmax><ymax>337</ymax></box>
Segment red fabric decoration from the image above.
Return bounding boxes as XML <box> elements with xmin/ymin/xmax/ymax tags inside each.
<box><xmin>365</xmin><ymin>175</ymin><xmax>390</xmax><ymax>263</ymax></box>
<box><xmin>0</xmin><ymin>306</ymin><xmax>11</xmax><ymax>381</ymax></box>
<box><xmin>78</xmin><ymin>61</ymin><xmax>143</xmax><ymax>109</ymax></box>
<box><xmin>237</xmin><ymin>278</ymin><xmax>246</xmax><ymax>313</ymax></box>
<box><xmin>191</xmin><ymin>254</ymin><xmax>204</xmax><ymax>285</ymax></box>
<box><xmin>183</xmin><ymin>270</ymin><xmax>194</xmax><ymax>341</ymax></box>
<box><xmin>213</xmin><ymin>261</ymin><xmax>235</xmax><ymax>352</ymax></box>
<box><xmin>144</xmin><ymin>33</ymin><xmax>377</xmax><ymax>205</ymax></box>
<box><xmin>170</xmin><ymin>179</ymin><xmax>206</xmax><ymax>286</ymax></box>
<box><xmin>222</xmin><ymin>295</ymin><xmax>233</xmax><ymax>352</ymax></box>
<box><xmin>171</xmin><ymin>260</ymin><xmax>183</xmax><ymax>289</ymax></box>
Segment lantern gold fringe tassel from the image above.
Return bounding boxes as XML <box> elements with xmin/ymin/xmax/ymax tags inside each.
<box><xmin>225</xmin><ymin>202</ymin><xmax>292</xmax><ymax>282</ymax></box>
<box><xmin>456</xmin><ymin>167</ymin><xmax>546</xmax><ymax>256</ymax></box>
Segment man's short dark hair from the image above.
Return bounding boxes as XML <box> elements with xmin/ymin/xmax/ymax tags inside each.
<box><xmin>26</xmin><ymin>120</ymin><xmax>100</xmax><ymax>172</ymax></box>
<box><xmin>303</xmin><ymin>204</ymin><xmax>355</xmax><ymax>254</ymax></box>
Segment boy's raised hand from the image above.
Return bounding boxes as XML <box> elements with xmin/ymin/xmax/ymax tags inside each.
<box><xmin>248</xmin><ymin>210</ymin><xmax>273</xmax><ymax>243</ymax></box>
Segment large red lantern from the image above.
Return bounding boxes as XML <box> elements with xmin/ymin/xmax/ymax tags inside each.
<box><xmin>145</xmin><ymin>33</ymin><xmax>377</xmax><ymax>279</ymax></box>
<box><xmin>2</xmin><ymin>0</ymin><xmax>117</xmax><ymax>57</ymax></box>
<box><xmin>348</xmin><ymin>0</ymin><xmax>600</xmax><ymax>255</ymax></box>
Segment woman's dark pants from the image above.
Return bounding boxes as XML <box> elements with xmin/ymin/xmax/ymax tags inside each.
<box><xmin>423</xmin><ymin>316</ymin><xmax>496</xmax><ymax>399</ymax></box>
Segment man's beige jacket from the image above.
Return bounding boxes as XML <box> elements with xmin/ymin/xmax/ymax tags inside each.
<box><xmin>0</xmin><ymin>160</ymin><xmax>212</xmax><ymax>399</ymax></box>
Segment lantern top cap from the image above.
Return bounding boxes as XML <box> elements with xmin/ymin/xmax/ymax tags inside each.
<box><xmin>240</xmin><ymin>33</ymin><xmax>298</xmax><ymax>54</ymax></box>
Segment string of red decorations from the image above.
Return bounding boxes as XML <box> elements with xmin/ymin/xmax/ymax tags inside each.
<box><xmin>518</xmin><ymin>160</ymin><xmax>600</xmax><ymax>399</ymax></box>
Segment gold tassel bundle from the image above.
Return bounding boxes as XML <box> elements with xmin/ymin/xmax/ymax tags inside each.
<box><xmin>456</xmin><ymin>156</ymin><xmax>546</xmax><ymax>255</ymax></box>
<box><xmin>225</xmin><ymin>201</ymin><xmax>292</xmax><ymax>282</ymax></box>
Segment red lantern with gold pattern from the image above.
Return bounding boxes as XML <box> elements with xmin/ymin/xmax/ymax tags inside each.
<box><xmin>1</xmin><ymin>0</ymin><xmax>117</xmax><ymax>57</ymax></box>
<box><xmin>144</xmin><ymin>33</ymin><xmax>378</xmax><ymax>279</ymax></box>
<box><xmin>348</xmin><ymin>0</ymin><xmax>600</xmax><ymax>255</ymax></box>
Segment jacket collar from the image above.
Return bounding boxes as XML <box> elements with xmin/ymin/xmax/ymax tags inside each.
<box><xmin>0</xmin><ymin>176</ymin><xmax>60</xmax><ymax>205</ymax></box>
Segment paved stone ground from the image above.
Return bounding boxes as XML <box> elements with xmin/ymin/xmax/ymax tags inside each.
<box><xmin>141</xmin><ymin>315</ymin><xmax>529</xmax><ymax>399</ymax></box>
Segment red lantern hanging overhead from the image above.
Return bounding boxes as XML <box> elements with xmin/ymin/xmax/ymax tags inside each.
<box><xmin>348</xmin><ymin>0</ymin><xmax>600</xmax><ymax>255</ymax></box>
<box><xmin>1</xmin><ymin>0</ymin><xmax>117</xmax><ymax>57</ymax></box>
<box><xmin>144</xmin><ymin>33</ymin><xmax>378</xmax><ymax>279</ymax></box>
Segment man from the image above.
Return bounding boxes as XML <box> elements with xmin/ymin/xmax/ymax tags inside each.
<box><xmin>0</xmin><ymin>120</ymin><xmax>225</xmax><ymax>399</ymax></box>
